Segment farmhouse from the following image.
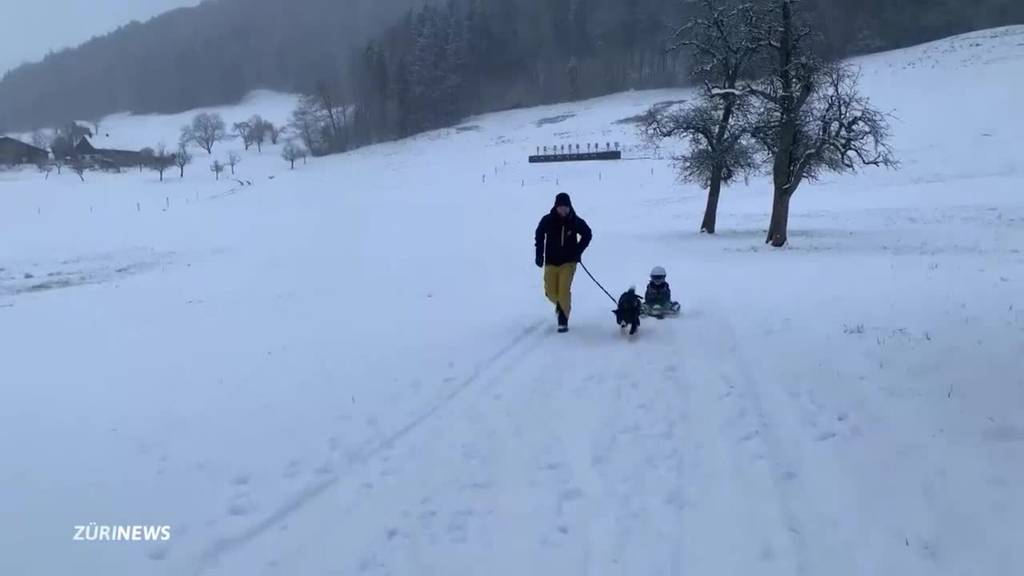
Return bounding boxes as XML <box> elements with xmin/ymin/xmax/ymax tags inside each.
<box><xmin>0</xmin><ymin>136</ymin><xmax>49</xmax><ymax>166</ymax></box>
<box><xmin>74</xmin><ymin>137</ymin><xmax>145</xmax><ymax>169</ymax></box>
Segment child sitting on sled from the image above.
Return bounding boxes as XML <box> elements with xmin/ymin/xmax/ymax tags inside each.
<box><xmin>644</xmin><ymin>266</ymin><xmax>681</xmax><ymax>317</ymax></box>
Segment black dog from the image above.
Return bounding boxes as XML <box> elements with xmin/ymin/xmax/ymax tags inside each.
<box><xmin>614</xmin><ymin>288</ymin><xmax>643</xmax><ymax>335</ymax></box>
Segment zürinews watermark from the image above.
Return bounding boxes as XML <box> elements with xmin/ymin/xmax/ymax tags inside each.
<box><xmin>73</xmin><ymin>524</ymin><xmax>172</xmax><ymax>542</ymax></box>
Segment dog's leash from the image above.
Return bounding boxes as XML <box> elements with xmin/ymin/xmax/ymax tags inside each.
<box><xmin>579</xmin><ymin>261</ymin><xmax>619</xmax><ymax>305</ymax></box>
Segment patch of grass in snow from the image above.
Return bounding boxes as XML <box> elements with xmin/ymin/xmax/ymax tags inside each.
<box><xmin>535</xmin><ymin>113</ymin><xmax>576</xmax><ymax>127</ymax></box>
<box><xmin>843</xmin><ymin>324</ymin><xmax>866</xmax><ymax>335</ymax></box>
<box><xmin>614</xmin><ymin>99</ymin><xmax>689</xmax><ymax>125</ymax></box>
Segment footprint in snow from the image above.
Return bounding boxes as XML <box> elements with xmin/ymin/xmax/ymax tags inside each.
<box><xmin>983</xmin><ymin>425</ymin><xmax>1024</xmax><ymax>443</ymax></box>
<box><xmin>560</xmin><ymin>487</ymin><xmax>584</xmax><ymax>503</ymax></box>
<box><xmin>739</xmin><ymin>429</ymin><xmax>760</xmax><ymax>443</ymax></box>
<box><xmin>313</xmin><ymin>462</ymin><xmax>335</xmax><ymax>477</ymax></box>
<box><xmin>226</xmin><ymin>494</ymin><xmax>256</xmax><ymax>517</ymax></box>
<box><xmin>815</xmin><ymin>431</ymin><xmax>838</xmax><ymax>442</ymax></box>
<box><xmin>283</xmin><ymin>459</ymin><xmax>302</xmax><ymax>479</ymax></box>
<box><xmin>146</xmin><ymin>543</ymin><xmax>171</xmax><ymax>561</ymax></box>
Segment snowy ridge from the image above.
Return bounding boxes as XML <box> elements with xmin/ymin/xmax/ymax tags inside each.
<box><xmin>0</xmin><ymin>28</ymin><xmax>1022</xmax><ymax>576</ymax></box>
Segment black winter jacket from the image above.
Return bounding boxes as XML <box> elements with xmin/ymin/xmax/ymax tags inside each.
<box><xmin>535</xmin><ymin>208</ymin><xmax>593</xmax><ymax>266</ymax></box>
<box><xmin>645</xmin><ymin>281</ymin><xmax>672</xmax><ymax>307</ymax></box>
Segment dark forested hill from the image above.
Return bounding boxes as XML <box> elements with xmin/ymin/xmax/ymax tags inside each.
<box><xmin>0</xmin><ymin>0</ymin><xmax>420</xmax><ymax>131</ymax></box>
<box><xmin>1</xmin><ymin>0</ymin><xmax>1021</xmax><ymax>133</ymax></box>
<box><xmin>808</xmin><ymin>0</ymin><xmax>1024</xmax><ymax>56</ymax></box>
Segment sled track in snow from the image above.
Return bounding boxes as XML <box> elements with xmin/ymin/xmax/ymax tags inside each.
<box><xmin>716</xmin><ymin>316</ymin><xmax>810</xmax><ymax>576</ymax></box>
<box><xmin>193</xmin><ymin>320</ymin><xmax>551</xmax><ymax>575</ymax></box>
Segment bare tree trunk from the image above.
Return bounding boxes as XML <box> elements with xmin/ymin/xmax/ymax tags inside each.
<box><xmin>766</xmin><ymin>188</ymin><xmax>791</xmax><ymax>247</ymax></box>
<box><xmin>701</xmin><ymin>170</ymin><xmax>723</xmax><ymax>234</ymax></box>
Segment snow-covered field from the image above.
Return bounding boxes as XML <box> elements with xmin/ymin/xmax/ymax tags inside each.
<box><xmin>2</xmin><ymin>26</ymin><xmax>1023</xmax><ymax>576</ymax></box>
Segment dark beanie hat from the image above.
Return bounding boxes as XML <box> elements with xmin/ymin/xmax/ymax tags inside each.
<box><xmin>555</xmin><ymin>192</ymin><xmax>572</xmax><ymax>208</ymax></box>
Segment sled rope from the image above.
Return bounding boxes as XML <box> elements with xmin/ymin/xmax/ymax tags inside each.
<box><xmin>580</xmin><ymin>261</ymin><xmax>618</xmax><ymax>305</ymax></box>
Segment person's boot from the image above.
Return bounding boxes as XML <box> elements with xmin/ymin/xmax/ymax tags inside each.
<box><xmin>556</xmin><ymin>305</ymin><xmax>569</xmax><ymax>333</ymax></box>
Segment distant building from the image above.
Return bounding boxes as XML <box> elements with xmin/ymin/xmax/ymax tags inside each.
<box><xmin>0</xmin><ymin>136</ymin><xmax>49</xmax><ymax>166</ymax></box>
<box><xmin>74</xmin><ymin>136</ymin><xmax>145</xmax><ymax>170</ymax></box>
<box><xmin>68</xmin><ymin>123</ymin><xmax>93</xmax><ymax>141</ymax></box>
<box><xmin>73</xmin><ymin>136</ymin><xmax>98</xmax><ymax>157</ymax></box>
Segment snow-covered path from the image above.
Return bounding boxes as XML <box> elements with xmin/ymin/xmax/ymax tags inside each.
<box><xmin>197</xmin><ymin>310</ymin><xmax>805</xmax><ymax>576</ymax></box>
<box><xmin>195</xmin><ymin>288</ymin><xmax>1023</xmax><ymax>576</ymax></box>
<box><xmin>2</xmin><ymin>27</ymin><xmax>1023</xmax><ymax>576</ymax></box>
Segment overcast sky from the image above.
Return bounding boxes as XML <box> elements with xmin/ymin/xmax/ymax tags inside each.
<box><xmin>0</xmin><ymin>0</ymin><xmax>201</xmax><ymax>75</ymax></box>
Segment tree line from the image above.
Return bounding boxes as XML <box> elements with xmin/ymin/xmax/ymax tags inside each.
<box><xmin>0</xmin><ymin>0</ymin><xmax>421</xmax><ymax>132</ymax></box>
<box><xmin>30</xmin><ymin>110</ymin><xmax>309</xmax><ymax>182</ymax></box>
<box><xmin>4</xmin><ymin>0</ymin><xmax>1018</xmax><ymax>135</ymax></box>
<box><xmin>288</xmin><ymin>0</ymin><xmax>688</xmax><ymax>156</ymax></box>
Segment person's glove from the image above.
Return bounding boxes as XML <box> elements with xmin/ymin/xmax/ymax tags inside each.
<box><xmin>535</xmin><ymin>254</ymin><xmax>544</xmax><ymax>268</ymax></box>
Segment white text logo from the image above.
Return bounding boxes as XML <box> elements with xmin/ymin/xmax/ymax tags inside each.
<box><xmin>72</xmin><ymin>524</ymin><xmax>172</xmax><ymax>542</ymax></box>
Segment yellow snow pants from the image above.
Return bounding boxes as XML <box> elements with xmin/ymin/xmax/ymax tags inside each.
<box><xmin>543</xmin><ymin>263</ymin><xmax>578</xmax><ymax>317</ymax></box>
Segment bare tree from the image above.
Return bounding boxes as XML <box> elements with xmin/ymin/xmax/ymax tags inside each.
<box><xmin>644</xmin><ymin>100</ymin><xmax>759</xmax><ymax>229</ymax></box>
<box><xmin>31</xmin><ymin>129</ymin><xmax>52</xmax><ymax>150</ymax></box>
<box><xmin>289</xmin><ymin>95</ymin><xmax>323</xmax><ymax>154</ymax></box>
<box><xmin>139</xmin><ymin>147</ymin><xmax>155</xmax><ymax>173</ymax></box>
<box><xmin>651</xmin><ymin>0</ymin><xmax>765</xmax><ymax>234</ymax></box>
<box><xmin>748</xmin><ymin>0</ymin><xmax>897</xmax><ymax>247</ymax></box>
<box><xmin>227</xmin><ymin>151</ymin><xmax>241</xmax><ymax>175</ymax></box>
<box><xmin>315</xmin><ymin>81</ymin><xmax>350</xmax><ymax>153</ymax></box>
<box><xmin>248</xmin><ymin>115</ymin><xmax>269</xmax><ymax>152</ymax></box>
<box><xmin>182</xmin><ymin>112</ymin><xmax>227</xmax><ymax>154</ymax></box>
<box><xmin>234</xmin><ymin>121</ymin><xmax>255</xmax><ymax>150</ymax></box>
<box><xmin>210</xmin><ymin>159</ymin><xmax>225</xmax><ymax>180</ymax></box>
<box><xmin>50</xmin><ymin>133</ymin><xmax>74</xmax><ymax>162</ymax></box>
<box><xmin>267</xmin><ymin>122</ymin><xmax>281</xmax><ymax>145</ymax></box>
<box><xmin>150</xmin><ymin>143</ymin><xmax>175</xmax><ymax>181</ymax></box>
<box><xmin>174</xmin><ymin>144</ymin><xmax>193</xmax><ymax>178</ymax></box>
<box><xmin>37</xmin><ymin>161</ymin><xmax>54</xmax><ymax>180</ymax></box>
<box><xmin>281</xmin><ymin>141</ymin><xmax>304</xmax><ymax>169</ymax></box>
<box><xmin>70</xmin><ymin>157</ymin><xmax>87</xmax><ymax>182</ymax></box>
<box><xmin>288</xmin><ymin>84</ymin><xmax>350</xmax><ymax>157</ymax></box>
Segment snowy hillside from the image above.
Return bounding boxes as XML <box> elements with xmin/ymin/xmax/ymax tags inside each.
<box><xmin>1</xmin><ymin>26</ymin><xmax>1023</xmax><ymax>576</ymax></box>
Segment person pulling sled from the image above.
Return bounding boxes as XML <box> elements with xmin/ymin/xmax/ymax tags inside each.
<box><xmin>535</xmin><ymin>193</ymin><xmax>593</xmax><ymax>333</ymax></box>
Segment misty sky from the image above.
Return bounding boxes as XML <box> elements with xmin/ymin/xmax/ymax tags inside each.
<box><xmin>0</xmin><ymin>0</ymin><xmax>201</xmax><ymax>75</ymax></box>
